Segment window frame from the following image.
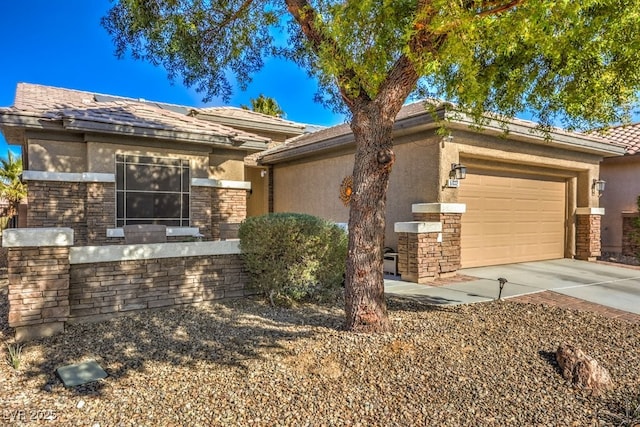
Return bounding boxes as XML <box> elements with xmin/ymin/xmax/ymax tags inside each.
<box><xmin>115</xmin><ymin>154</ymin><xmax>191</xmax><ymax>227</ymax></box>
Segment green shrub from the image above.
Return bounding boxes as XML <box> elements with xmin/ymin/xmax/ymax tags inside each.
<box><xmin>239</xmin><ymin>213</ymin><xmax>348</xmax><ymax>306</ymax></box>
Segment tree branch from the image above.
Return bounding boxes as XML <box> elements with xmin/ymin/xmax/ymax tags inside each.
<box><xmin>284</xmin><ymin>0</ymin><xmax>371</xmax><ymax>109</ymax></box>
<box><xmin>476</xmin><ymin>0</ymin><xmax>523</xmax><ymax>17</ymax></box>
<box><xmin>203</xmin><ymin>0</ymin><xmax>255</xmax><ymax>43</ymax></box>
<box><xmin>219</xmin><ymin>0</ymin><xmax>255</xmax><ymax>29</ymax></box>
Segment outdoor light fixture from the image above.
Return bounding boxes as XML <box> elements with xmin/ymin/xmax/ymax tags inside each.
<box><xmin>450</xmin><ymin>163</ymin><xmax>467</xmax><ymax>180</ymax></box>
<box><xmin>592</xmin><ymin>178</ymin><xmax>606</xmax><ymax>196</ymax></box>
<box><xmin>446</xmin><ymin>163</ymin><xmax>467</xmax><ymax>188</ymax></box>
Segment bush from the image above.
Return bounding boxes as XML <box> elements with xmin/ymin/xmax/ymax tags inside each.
<box><xmin>239</xmin><ymin>213</ymin><xmax>348</xmax><ymax>306</ymax></box>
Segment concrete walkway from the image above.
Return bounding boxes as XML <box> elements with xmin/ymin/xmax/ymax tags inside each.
<box><xmin>384</xmin><ymin>258</ymin><xmax>640</xmax><ymax>319</ymax></box>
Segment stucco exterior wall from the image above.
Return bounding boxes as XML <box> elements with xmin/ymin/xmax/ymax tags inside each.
<box><xmin>599</xmin><ymin>155</ymin><xmax>640</xmax><ymax>253</ymax></box>
<box><xmin>209</xmin><ymin>149</ymin><xmax>246</xmax><ymax>180</ymax></box>
<box><xmin>272</xmin><ymin>134</ymin><xmax>442</xmax><ymax>249</ymax></box>
<box><xmin>246</xmin><ymin>166</ymin><xmax>269</xmax><ymax>217</ymax></box>
<box><xmin>28</xmin><ymin>139</ymin><xmax>87</xmax><ymax>172</ymax></box>
<box><xmin>269</xmin><ymin>128</ymin><xmax>605</xmax><ymax>253</ymax></box>
<box><xmin>273</xmin><ymin>152</ymin><xmax>352</xmax><ymax>223</ymax></box>
<box><xmin>86</xmin><ymin>140</ymin><xmax>210</xmax><ymax>178</ymax></box>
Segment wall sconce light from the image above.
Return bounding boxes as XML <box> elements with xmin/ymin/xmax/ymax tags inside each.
<box><xmin>260</xmin><ymin>169</ymin><xmax>268</xmax><ymax>178</ymax></box>
<box><xmin>446</xmin><ymin>163</ymin><xmax>467</xmax><ymax>188</ymax></box>
<box><xmin>592</xmin><ymin>178</ymin><xmax>606</xmax><ymax>196</ymax></box>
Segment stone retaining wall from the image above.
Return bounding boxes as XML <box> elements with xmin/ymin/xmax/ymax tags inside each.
<box><xmin>3</xmin><ymin>228</ymin><xmax>250</xmax><ymax>341</ymax></box>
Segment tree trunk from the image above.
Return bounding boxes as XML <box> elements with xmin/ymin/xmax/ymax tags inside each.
<box><xmin>344</xmin><ymin>105</ymin><xmax>396</xmax><ymax>333</ymax></box>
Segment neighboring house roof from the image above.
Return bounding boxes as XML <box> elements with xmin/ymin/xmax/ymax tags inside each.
<box><xmin>257</xmin><ymin>101</ymin><xmax>625</xmax><ymax>164</ymax></box>
<box><xmin>0</xmin><ymin>83</ymin><xmax>272</xmax><ymax>151</ymax></box>
<box><xmin>192</xmin><ymin>106</ymin><xmax>307</xmax><ymax>141</ymax></box>
<box><xmin>600</xmin><ymin>122</ymin><xmax>640</xmax><ymax>155</ymax></box>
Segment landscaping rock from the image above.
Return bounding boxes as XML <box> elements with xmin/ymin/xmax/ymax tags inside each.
<box><xmin>556</xmin><ymin>343</ymin><xmax>613</xmax><ymax>393</ymax></box>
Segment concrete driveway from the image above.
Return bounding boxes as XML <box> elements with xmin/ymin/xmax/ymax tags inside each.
<box><xmin>385</xmin><ymin>258</ymin><xmax>640</xmax><ymax>314</ymax></box>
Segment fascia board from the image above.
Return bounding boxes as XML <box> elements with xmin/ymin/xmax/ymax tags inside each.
<box><xmin>62</xmin><ymin>118</ymin><xmax>237</xmax><ymax>147</ymax></box>
<box><xmin>445</xmin><ymin>111</ymin><xmax>625</xmax><ymax>156</ymax></box>
<box><xmin>198</xmin><ymin>114</ymin><xmax>305</xmax><ymax>135</ymax></box>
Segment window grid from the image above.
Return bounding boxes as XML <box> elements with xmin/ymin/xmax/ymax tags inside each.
<box><xmin>115</xmin><ymin>154</ymin><xmax>190</xmax><ymax>227</ymax></box>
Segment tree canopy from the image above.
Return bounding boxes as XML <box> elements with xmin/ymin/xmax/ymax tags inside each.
<box><xmin>103</xmin><ymin>0</ymin><xmax>640</xmax><ymax>332</ymax></box>
<box><xmin>0</xmin><ymin>150</ymin><xmax>26</xmax><ymax>219</ymax></box>
<box><xmin>103</xmin><ymin>0</ymin><xmax>640</xmax><ymax>130</ymax></box>
<box><xmin>241</xmin><ymin>94</ymin><xmax>285</xmax><ymax>117</ymax></box>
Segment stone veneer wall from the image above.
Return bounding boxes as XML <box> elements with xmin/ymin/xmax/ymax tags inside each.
<box><xmin>27</xmin><ymin>181</ymin><xmax>88</xmax><ymax>245</ymax></box>
<box><xmin>576</xmin><ymin>213</ymin><xmax>602</xmax><ymax>261</ymax></box>
<box><xmin>3</xmin><ymin>228</ymin><xmax>250</xmax><ymax>341</ymax></box>
<box><xmin>191</xmin><ymin>186</ymin><xmax>213</xmax><ymax>240</ymax></box>
<box><xmin>86</xmin><ymin>182</ymin><xmax>116</xmax><ymax>245</ymax></box>
<box><xmin>211</xmin><ymin>188</ymin><xmax>247</xmax><ymax>239</ymax></box>
<box><xmin>622</xmin><ymin>213</ymin><xmax>639</xmax><ymax>256</ymax></box>
<box><xmin>68</xmin><ymin>253</ymin><xmax>248</xmax><ymax>323</ymax></box>
<box><xmin>396</xmin><ymin>231</ymin><xmax>441</xmax><ymax>284</ymax></box>
<box><xmin>7</xmin><ymin>246</ymin><xmax>71</xmax><ymax>339</ymax></box>
<box><xmin>412</xmin><ymin>212</ymin><xmax>462</xmax><ymax>275</ymax></box>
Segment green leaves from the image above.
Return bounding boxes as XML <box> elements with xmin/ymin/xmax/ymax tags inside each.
<box><xmin>238</xmin><ymin>213</ymin><xmax>348</xmax><ymax>306</ymax></box>
<box><xmin>103</xmin><ymin>0</ymin><xmax>640</xmax><ymax>129</ymax></box>
<box><xmin>0</xmin><ymin>151</ymin><xmax>26</xmax><ymax>219</ymax></box>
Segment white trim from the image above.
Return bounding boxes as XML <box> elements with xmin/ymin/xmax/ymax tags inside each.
<box><xmin>191</xmin><ymin>177</ymin><xmax>251</xmax><ymax>190</ymax></box>
<box><xmin>69</xmin><ymin>240</ymin><xmax>241</xmax><ymax>264</ymax></box>
<box><xmin>412</xmin><ymin>203</ymin><xmax>467</xmax><ymax>214</ymax></box>
<box><xmin>21</xmin><ymin>170</ymin><xmax>115</xmax><ymax>183</ymax></box>
<box><xmin>106</xmin><ymin>227</ymin><xmax>202</xmax><ymax>238</ymax></box>
<box><xmin>2</xmin><ymin>228</ymin><xmax>74</xmax><ymax>247</ymax></box>
<box><xmin>575</xmin><ymin>207</ymin><xmax>605</xmax><ymax>216</ymax></box>
<box><xmin>394</xmin><ymin>221</ymin><xmax>443</xmax><ymax>234</ymax></box>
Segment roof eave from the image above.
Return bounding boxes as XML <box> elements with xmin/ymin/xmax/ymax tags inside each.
<box><xmin>258</xmin><ymin>107</ymin><xmax>446</xmax><ymax>164</ymax></box>
<box><xmin>196</xmin><ymin>113</ymin><xmax>306</xmax><ymax>136</ymax></box>
<box><xmin>445</xmin><ymin>111</ymin><xmax>626</xmax><ymax>157</ymax></box>
<box><xmin>63</xmin><ymin>118</ymin><xmax>266</xmax><ymax>149</ymax></box>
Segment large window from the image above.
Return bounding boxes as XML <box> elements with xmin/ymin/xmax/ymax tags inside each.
<box><xmin>116</xmin><ymin>154</ymin><xmax>190</xmax><ymax>227</ymax></box>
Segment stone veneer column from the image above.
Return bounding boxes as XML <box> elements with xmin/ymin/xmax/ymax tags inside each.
<box><xmin>191</xmin><ymin>186</ymin><xmax>213</xmax><ymax>240</ymax></box>
<box><xmin>395</xmin><ymin>221</ymin><xmax>443</xmax><ymax>284</ymax></box>
<box><xmin>192</xmin><ymin>178</ymin><xmax>251</xmax><ymax>240</ymax></box>
<box><xmin>2</xmin><ymin>228</ymin><xmax>74</xmax><ymax>341</ymax></box>
<box><xmin>412</xmin><ymin>203</ymin><xmax>466</xmax><ymax>276</ymax></box>
<box><xmin>25</xmin><ymin>180</ymin><xmax>87</xmax><ymax>244</ymax></box>
<box><xmin>86</xmin><ymin>182</ymin><xmax>116</xmax><ymax>245</ymax></box>
<box><xmin>621</xmin><ymin>212</ymin><xmax>639</xmax><ymax>256</ymax></box>
<box><xmin>575</xmin><ymin>207</ymin><xmax>604</xmax><ymax>261</ymax></box>
<box><xmin>212</xmin><ymin>188</ymin><xmax>248</xmax><ymax>239</ymax></box>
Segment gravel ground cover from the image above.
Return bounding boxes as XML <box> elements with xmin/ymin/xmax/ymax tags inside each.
<box><xmin>1</xmin><ymin>281</ymin><xmax>639</xmax><ymax>426</ymax></box>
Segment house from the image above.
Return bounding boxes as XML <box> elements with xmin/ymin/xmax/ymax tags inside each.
<box><xmin>599</xmin><ymin>123</ymin><xmax>640</xmax><ymax>256</ymax></box>
<box><xmin>256</xmin><ymin>102</ymin><xmax>624</xmax><ymax>282</ymax></box>
<box><xmin>0</xmin><ymin>83</ymin><xmax>305</xmax><ymax>244</ymax></box>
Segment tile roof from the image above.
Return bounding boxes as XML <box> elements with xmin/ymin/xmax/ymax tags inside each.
<box><xmin>258</xmin><ymin>100</ymin><xmax>624</xmax><ymax>164</ymax></box>
<box><xmin>1</xmin><ymin>83</ymin><xmax>271</xmax><ymax>147</ymax></box>
<box><xmin>600</xmin><ymin>122</ymin><xmax>640</xmax><ymax>155</ymax></box>
<box><xmin>196</xmin><ymin>106</ymin><xmax>305</xmax><ymax>129</ymax></box>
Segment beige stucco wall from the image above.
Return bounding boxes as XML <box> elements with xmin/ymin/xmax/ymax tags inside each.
<box><xmin>273</xmin><ymin>152</ymin><xmax>352</xmax><ymax>223</ymax></box>
<box><xmin>246</xmin><ymin>166</ymin><xmax>269</xmax><ymax>217</ymax></box>
<box><xmin>86</xmin><ymin>141</ymin><xmax>211</xmax><ymax>178</ymax></box>
<box><xmin>25</xmin><ymin>134</ymin><xmax>252</xmax><ymax>182</ymax></box>
<box><xmin>600</xmin><ymin>155</ymin><xmax>640</xmax><ymax>253</ymax></box>
<box><xmin>270</xmin><ymin>128</ymin><xmax>606</xmax><ymax>251</ymax></box>
<box><xmin>209</xmin><ymin>149</ymin><xmax>246</xmax><ymax>181</ymax></box>
<box><xmin>28</xmin><ymin>139</ymin><xmax>87</xmax><ymax>172</ymax></box>
<box><xmin>272</xmin><ymin>133</ymin><xmax>442</xmax><ymax>249</ymax></box>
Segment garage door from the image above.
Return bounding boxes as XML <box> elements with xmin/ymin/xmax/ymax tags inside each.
<box><xmin>459</xmin><ymin>170</ymin><xmax>566</xmax><ymax>268</ymax></box>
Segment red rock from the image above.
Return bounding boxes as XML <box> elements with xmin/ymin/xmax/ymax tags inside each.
<box><xmin>556</xmin><ymin>344</ymin><xmax>612</xmax><ymax>393</ymax></box>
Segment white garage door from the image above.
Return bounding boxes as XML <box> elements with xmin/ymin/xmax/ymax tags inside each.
<box><xmin>459</xmin><ymin>170</ymin><xmax>566</xmax><ymax>268</ymax></box>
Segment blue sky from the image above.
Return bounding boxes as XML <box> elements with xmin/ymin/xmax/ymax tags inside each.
<box><xmin>0</xmin><ymin>1</ymin><xmax>346</xmax><ymax>155</ymax></box>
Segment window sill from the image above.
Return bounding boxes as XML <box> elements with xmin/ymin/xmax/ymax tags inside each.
<box><xmin>107</xmin><ymin>227</ymin><xmax>202</xmax><ymax>238</ymax></box>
